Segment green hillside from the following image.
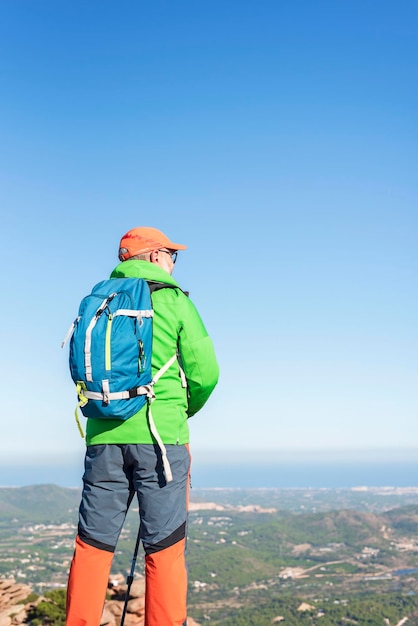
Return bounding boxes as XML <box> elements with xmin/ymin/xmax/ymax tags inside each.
<box><xmin>3</xmin><ymin>485</ymin><xmax>418</xmax><ymax>625</ymax></box>
<box><xmin>0</xmin><ymin>484</ymin><xmax>81</xmax><ymax>522</ymax></box>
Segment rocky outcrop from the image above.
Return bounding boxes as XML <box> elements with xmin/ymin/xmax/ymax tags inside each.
<box><xmin>0</xmin><ymin>578</ymin><xmax>201</xmax><ymax>626</ymax></box>
<box><xmin>0</xmin><ymin>579</ymin><xmax>33</xmax><ymax>626</ymax></box>
<box><xmin>102</xmin><ymin>578</ymin><xmax>145</xmax><ymax>625</ymax></box>
<box><xmin>103</xmin><ymin>577</ymin><xmax>200</xmax><ymax>625</ymax></box>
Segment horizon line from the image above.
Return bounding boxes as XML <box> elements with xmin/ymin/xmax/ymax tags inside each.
<box><xmin>0</xmin><ymin>446</ymin><xmax>417</xmax><ymax>466</ymax></box>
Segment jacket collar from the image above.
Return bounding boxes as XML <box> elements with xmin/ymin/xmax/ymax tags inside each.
<box><xmin>110</xmin><ymin>259</ymin><xmax>179</xmax><ymax>287</ymax></box>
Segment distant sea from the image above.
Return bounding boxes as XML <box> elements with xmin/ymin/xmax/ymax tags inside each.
<box><xmin>1</xmin><ymin>459</ymin><xmax>417</xmax><ymax>489</ymax></box>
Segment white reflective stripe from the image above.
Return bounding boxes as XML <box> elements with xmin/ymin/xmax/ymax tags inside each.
<box><xmin>83</xmin><ymin>385</ymin><xmax>152</xmax><ymax>401</ymax></box>
<box><xmin>102</xmin><ymin>379</ymin><xmax>110</xmax><ymax>405</ymax></box>
<box><xmin>148</xmin><ymin>403</ymin><xmax>173</xmax><ymax>483</ymax></box>
<box><xmin>113</xmin><ymin>308</ymin><xmax>154</xmax><ymax>318</ymax></box>
<box><xmin>84</xmin><ymin>292</ymin><xmax>117</xmax><ymax>382</ymax></box>
<box><xmin>179</xmin><ymin>365</ymin><xmax>187</xmax><ymax>388</ymax></box>
<box><xmin>84</xmin><ymin>296</ymin><xmax>110</xmax><ymax>382</ymax></box>
<box><xmin>84</xmin><ymin>316</ymin><xmax>97</xmax><ymax>382</ymax></box>
<box><xmin>83</xmin><ymin>390</ymin><xmax>122</xmax><ymax>401</ymax></box>
<box><xmin>152</xmin><ymin>354</ymin><xmax>177</xmax><ymax>385</ymax></box>
<box><xmin>142</xmin><ymin>354</ymin><xmax>179</xmax><ymax>482</ymax></box>
<box><xmin>61</xmin><ymin>316</ymin><xmax>80</xmax><ymax>348</ymax></box>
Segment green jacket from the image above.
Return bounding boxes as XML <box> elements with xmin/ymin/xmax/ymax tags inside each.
<box><xmin>85</xmin><ymin>260</ymin><xmax>219</xmax><ymax>446</ymax></box>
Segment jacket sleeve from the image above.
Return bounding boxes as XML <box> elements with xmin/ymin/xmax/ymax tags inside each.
<box><xmin>177</xmin><ymin>295</ymin><xmax>220</xmax><ymax>417</ymax></box>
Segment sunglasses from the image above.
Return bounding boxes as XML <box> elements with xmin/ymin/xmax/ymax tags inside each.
<box><xmin>159</xmin><ymin>249</ymin><xmax>178</xmax><ymax>263</ymax></box>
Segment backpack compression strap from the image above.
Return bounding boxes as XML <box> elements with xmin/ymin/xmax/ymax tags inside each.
<box><xmin>81</xmin><ymin>353</ymin><xmax>178</xmax><ymax>404</ymax></box>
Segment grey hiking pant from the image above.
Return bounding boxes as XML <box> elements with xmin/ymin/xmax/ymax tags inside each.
<box><xmin>67</xmin><ymin>443</ymin><xmax>190</xmax><ymax>626</ymax></box>
<box><xmin>78</xmin><ymin>443</ymin><xmax>191</xmax><ymax>552</ymax></box>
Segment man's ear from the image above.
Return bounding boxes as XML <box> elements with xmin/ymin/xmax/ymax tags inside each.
<box><xmin>149</xmin><ymin>250</ymin><xmax>158</xmax><ymax>264</ymax></box>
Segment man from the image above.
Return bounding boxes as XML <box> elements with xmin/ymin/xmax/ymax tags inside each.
<box><xmin>66</xmin><ymin>226</ymin><xmax>219</xmax><ymax>626</ymax></box>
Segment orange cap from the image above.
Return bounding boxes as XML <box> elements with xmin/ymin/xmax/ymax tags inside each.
<box><xmin>118</xmin><ymin>226</ymin><xmax>187</xmax><ymax>261</ymax></box>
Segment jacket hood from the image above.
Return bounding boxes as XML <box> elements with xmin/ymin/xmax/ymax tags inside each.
<box><xmin>110</xmin><ymin>260</ymin><xmax>180</xmax><ymax>288</ymax></box>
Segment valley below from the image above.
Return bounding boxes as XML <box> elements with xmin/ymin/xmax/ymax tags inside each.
<box><xmin>2</xmin><ymin>485</ymin><xmax>418</xmax><ymax>624</ymax></box>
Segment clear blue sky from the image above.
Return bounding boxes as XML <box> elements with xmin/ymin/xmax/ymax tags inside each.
<box><xmin>1</xmin><ymin>1</ymin><xmax>417</xmax><ymax>468</ymax></box>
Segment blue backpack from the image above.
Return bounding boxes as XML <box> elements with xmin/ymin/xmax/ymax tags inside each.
<box><xmin>62</xmin><ymin>278</ymin><xmax>180</xmax><ymax>481</ymax></box>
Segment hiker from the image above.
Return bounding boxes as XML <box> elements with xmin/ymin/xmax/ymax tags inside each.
<box><xmin>66</xmin><ymin>226</ymin><xmax>219</xmax><ymax>626</ymax></box>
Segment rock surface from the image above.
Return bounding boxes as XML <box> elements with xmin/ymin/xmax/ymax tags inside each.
<box><xmin>0</xmin><ymin>578</ymin><xmax>201</xmax><ymax>626</ymax></box>
<box><xmin>0</xmin><ymin>579</ymin><xmax>33</xmax><ymax>626</ymax></box>
<box><xmin>104</xmin><ymin>577</ymin><xmax>200</xmax><ymax>625</ymax></box>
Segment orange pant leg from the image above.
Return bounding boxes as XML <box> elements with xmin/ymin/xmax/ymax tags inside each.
<box><xmin>144</xmin><ymin>538</ymin><xmax>187</xmax><ymax>626</ymax></box>
<box><xmin>66</xmin><ymin>536</ymin><xmax>114</xmax><ymax>626</ymax></box>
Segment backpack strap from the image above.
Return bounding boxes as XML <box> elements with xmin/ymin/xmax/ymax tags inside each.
<box><xmin>147</xmin><ymin>280</ymin><xmax>189</xmax><ymax>297</ymax></box>
<box><xmin>143</xmin><ymin>283</ymin><xmax>187</xmax><ymax>482</ymax></box>
<box><xmin>147</xmin><ymin>280</ymin><xmax>188</xmax><ymax>385</ymax></box>
<box><xmin>147</xmin><ymin>280</ymin><xmax>188</xmax><ymax>387</ymax></box>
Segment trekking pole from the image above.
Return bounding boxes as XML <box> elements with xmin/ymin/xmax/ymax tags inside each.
<box><xmin>120</xmin><ymin>527</ymin><xmax>141</xmax><ymax>626</ymax></box>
